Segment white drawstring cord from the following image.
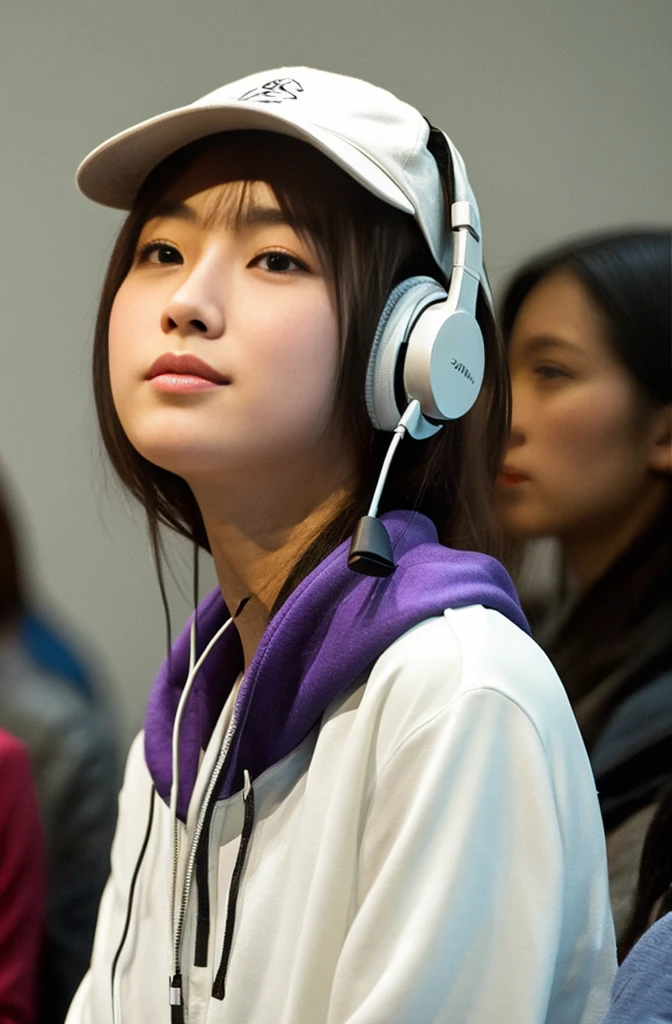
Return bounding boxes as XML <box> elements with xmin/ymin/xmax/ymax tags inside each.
<box><xmin>169</xmin><ymin>614</ymin><xmax>235</xmax><ymax>944</ymax></box>
<box><xmin>171</xmin><ymin>543</ymin><xmax>200</xmax><ymax>855</ymax></box>
<box><xmin>168</xmin><ymin>593</ymin><xmax>249</xmax><ymax>1018</ymax></box>
<box><xmin>169</xmin><ymin>613</ymin><xmax>198</xmax><ymax>936</ymax></box>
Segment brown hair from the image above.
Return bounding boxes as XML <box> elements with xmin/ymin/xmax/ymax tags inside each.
<box><xmin>93</xmin><ymin>131</ymin><xmax>509</xmax><ymax>608</ymax></box>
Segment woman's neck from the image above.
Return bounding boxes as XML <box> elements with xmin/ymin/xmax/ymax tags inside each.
<box><xmin>562</xmin><ymin>477</ymin><xmax>671</xmax><ymax>592</ymax></box>
<box><xmin>191</xmin><ymin>468</ymin><xmax>356</xmax><ymax>669</ymax></box>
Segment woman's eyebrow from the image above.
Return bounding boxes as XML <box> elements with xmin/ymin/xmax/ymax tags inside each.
<box><xmin>147</xmin><ymin>200</ymin><xmax>197</xmax><ymax>223</ymax></box>
<box><xmin>521</xmin><ymin>334</ymin><xmax>583</xmax><ymax>355</ymax></box>
<box><xmin>237</xmin><ymin>204</ymin><xmax>289</xmax><ymax>228</ymax></box>
<box><xmin>146</xmin><ymin>199</ymin><xmax>290</xmax><ymax>230</ymax></box>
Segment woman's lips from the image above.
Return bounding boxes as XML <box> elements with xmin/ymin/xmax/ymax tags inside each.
<box><xmin>497</xmin><ymin>467</ymin><xmax>531</xmax><ymax>486</ymax></box>
<box><xmin>146</xmin><ymin>352</ymin><xmax>230</xmax><ymax>393</ymax></box>
<box><xmin>151</xmin><ymin>375</ymin><xmax>222</xmax><ymax>393</ymax></box>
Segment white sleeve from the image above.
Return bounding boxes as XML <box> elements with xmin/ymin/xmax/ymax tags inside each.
<box><xmin>326</xmin><ymin>687</ymin><xmax>609</xmax><ymax>1024</ymax></box>
<box><xmin>65</xmin><ymin>732</ymin><xmax>155</xmax><ymax>1024</ymax></box>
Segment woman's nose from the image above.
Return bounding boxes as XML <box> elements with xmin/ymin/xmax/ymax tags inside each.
<box><xmin>160</xmin><ymin>264</ymin><xmax>225</xmax><ymax>340</ymax></box>
<box><xmin>507</xmin><ymin>377</ymin><xmax>527</xmax><ymax>448</ymax></box>
<box><xmin>508</xmin><ymin>421</ymin><xmax>525</xmax><ymax>449</ymax></box>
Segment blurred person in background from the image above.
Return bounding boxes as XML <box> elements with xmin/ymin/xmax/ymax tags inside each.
<box><xmin>0</xmin><ymin>726</ymin><xmax>45</xmax><ymax>1024</ymax></box>
<box><xmin>0</xmin><ymin>470</ymin><xmax>120</xmax><ymax>1023</ymax></box>
<box><xmin>495</xmin><ymin>230</ymin><xmax>672</xmax><ymax>943</ymax></box>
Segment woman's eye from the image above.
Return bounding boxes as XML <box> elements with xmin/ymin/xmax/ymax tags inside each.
<box><xmin>136</xmin><ymin>242</ymin><xmax>183</xmax><ymax>265</ymax></box>
<box><xmin>534</xmin><ymin>364</ymin><xmax>571</xmax><ymax>381</ymax></box>
<box><xmin>254</xmin><ymin>251</ymin><xmax>306</xmax><ymax>273</ymax></box>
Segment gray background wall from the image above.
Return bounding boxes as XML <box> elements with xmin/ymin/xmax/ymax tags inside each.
<box><xmin>1</xmin><ymin>0</ymin><xmax>670</xmax><ymax>749</ymax></box>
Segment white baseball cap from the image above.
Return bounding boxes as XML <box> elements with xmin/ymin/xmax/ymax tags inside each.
<box><xmin>77</xmin><ymin>66</ymin><xmax>483</xmax><ymax>283</ymax></box>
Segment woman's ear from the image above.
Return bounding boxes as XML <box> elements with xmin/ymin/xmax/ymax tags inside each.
<box><xmin>648</xmin><ymin>402</ymin><xmax>672</xmax><ymax>474</ymax></box>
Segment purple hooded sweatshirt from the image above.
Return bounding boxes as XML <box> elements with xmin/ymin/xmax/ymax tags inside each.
<box><xmin>145</xmin><ymin>510</ymin><xmax>529</xmax><ymax>821</ymax></box>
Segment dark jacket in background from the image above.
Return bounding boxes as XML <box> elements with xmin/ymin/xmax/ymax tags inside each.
<box><xmin>536</xmin><ymin>498</ymin><xmax>672</xmax><ymax>938</ymax></box>
<box><xmin>0</xmin><ymin>629</ymin><xmax>120</xmax><ymax>1024</ymax></box>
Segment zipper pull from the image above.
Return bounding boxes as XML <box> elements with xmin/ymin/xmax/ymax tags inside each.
<box><xmin>170</xmin><ymin>973</ymin><xmax>185</xmax><ymax>1024</ymax></box>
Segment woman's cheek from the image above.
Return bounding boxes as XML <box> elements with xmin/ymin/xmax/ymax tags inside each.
<box><xmin>541</xmin><ymin>385</ymin><xmax>637</xmax><ymax>518</ymax></box>
<box><xmin>264</xmin><ymin>301</ymin><xmax>339</xmax><ymax>396</ymax></box>
<box><xmin>108</xmin><ymin>289</ymin><xmax>147</xmax><ymax>421</ymax></box>
<box><xmin>567</xmin><ymin>381</ymin><xmax>633</xmax><ymax>458</ymax></box>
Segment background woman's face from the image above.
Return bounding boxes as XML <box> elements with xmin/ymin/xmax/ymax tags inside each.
<box><xmin>108</xmin><ymin>147</ymin><xmax>351</xmax><ymax>493</ymax></box>
<box><xmin>496</xmin><ymin>269</ymin><xmax>664</xmax><ymax>544</ymax></box>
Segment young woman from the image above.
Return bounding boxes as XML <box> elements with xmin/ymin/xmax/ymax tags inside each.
<box><xmin>66</xmin><ymin>67</ymin><xmax>615</xmax><ymax>1023</ymax></box>
<box><xmin>495</xmin><ymin>230</ymin><xmax>672</xmax><ymax>944</ymax></box>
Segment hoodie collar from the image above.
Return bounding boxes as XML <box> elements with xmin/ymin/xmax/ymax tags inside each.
<box><xmin>145</xmin><ymin>510</ymin><xmax>528</xmax><ymax>820</ymax></box>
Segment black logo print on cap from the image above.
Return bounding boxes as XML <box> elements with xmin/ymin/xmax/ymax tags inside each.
<box><xmin>239</xmin><ymin>78</ymin><xmax>304</xmax><ymax>103</ymax></box>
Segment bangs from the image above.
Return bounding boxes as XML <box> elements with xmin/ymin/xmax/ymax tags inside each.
<box><xmin>136</xmin><ymin>130</ymin><xmax>389</xmax><ymax>284</ymax></box>
<box><xmin>132</xmin><ymin>129</ymin><xmax>430</xmax><ymax>390</ymax></box>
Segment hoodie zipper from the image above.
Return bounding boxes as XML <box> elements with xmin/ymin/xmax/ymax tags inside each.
<box><xmin>193</xmin><ymin>815</ymin><xmax>213</xmax><ymax>966</ymax></box>
<box><xmin>193</xmin><ymin>753</ymin><xmax>234</xmax><ymax>965</ymax></box>
<box><xmin>170</xmin><ymin>704</ymin><xmax>240</xmax><ymax>1021</ymax></box>
<box><xmin>193</xmin><ymin>764</ymin><xmax>255</xmax><ymax>971</ymax></box>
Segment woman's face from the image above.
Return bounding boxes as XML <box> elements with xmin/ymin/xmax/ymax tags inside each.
<box><xmin>496</xmin><ymin>269</ymin><xmax>666</xmax><ymax>545</ymax></box>
<box><xmin>108</xmin><ymin>146</ymin><xmax>349</xmax><ymax>491</ymax></box>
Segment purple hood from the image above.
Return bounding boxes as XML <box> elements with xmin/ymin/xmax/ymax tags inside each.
<box><xmin>145</xmin><ymin>510</ymin><xmax>528</xmax><ymax>820</ymax></box>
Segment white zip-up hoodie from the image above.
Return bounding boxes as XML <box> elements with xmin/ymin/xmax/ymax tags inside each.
<box><xmin>67</xmin><ymin>511</ymin><xmax>616</xmax><ymax>1023</ymax></box>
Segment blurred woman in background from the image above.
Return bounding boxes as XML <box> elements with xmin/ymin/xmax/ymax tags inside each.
<box><xmin>495</xmin><ymin>230</ymin><xmax>672</xmax><ymax>943</ymax></box>
<box><xmin>0</xmin><ymin>470</ymin><xmax>120</xmax><ymax>1023</ymax></box>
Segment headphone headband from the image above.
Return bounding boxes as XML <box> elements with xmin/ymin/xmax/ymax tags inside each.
<box><xmin>425</xmin><ymin>124</ymin><xmax>492</xmax><ymax>312</ymax></box>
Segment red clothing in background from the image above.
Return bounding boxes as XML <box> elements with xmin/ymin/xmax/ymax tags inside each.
<box><xmin>0</xmin><ymin>728</ymin><xmax>45</xmax><ymax>1024</ymax></box>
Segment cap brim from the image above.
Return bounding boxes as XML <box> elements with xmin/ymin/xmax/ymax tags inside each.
<box><xmin>76</xmin><ymin>102</ymin><xmax>415</xmax><ymax>216</ymax></box>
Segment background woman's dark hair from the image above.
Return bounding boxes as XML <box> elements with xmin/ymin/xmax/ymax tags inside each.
<box><xmin>501</xmin><ymin>229</ymin><xmax>672</xmax><ymax>407</ymax></box>
<box><xmin>93</xmin><ymin>130</ymin><xmax>509</xmax><ymax>612</ymax></box>
<box><xmin>619</xmin><ymin>780</ymin><xmax>672</xmax><ymax>960</ymax></box>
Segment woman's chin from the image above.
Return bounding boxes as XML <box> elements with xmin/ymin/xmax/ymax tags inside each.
<box><xmin>495</xmin><ymin>500</ymin><xmax>554</xmax><ymax>540</ymax></box>
<box><xmin>130</xmin><ymin>439</ymin><xmax>227</xmax><ymax>479</ymax></box>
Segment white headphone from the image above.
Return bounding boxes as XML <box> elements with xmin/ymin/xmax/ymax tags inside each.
<box><xmin>348</xmin><ymin>130</ymin><xmax>488</xmax><ymax>575</ymax></box>
<box><xmin>364</xmin><ymin>130</ymin><xmax>486</xmax><ymax>441</ymax></box>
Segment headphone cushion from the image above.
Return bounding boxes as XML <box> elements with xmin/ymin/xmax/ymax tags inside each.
<box><xmin>365</xmin><ymin>276</ymin><xmax>448</xmax><ymax>432</ymax></box>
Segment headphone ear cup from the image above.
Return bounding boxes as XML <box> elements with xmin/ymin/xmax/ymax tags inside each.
<box><xmin>366</xmin><ymin>276</ymin><xmax>448</xmax><ymax>434</ymax></box>
<box><xmin>403</xmin><ymin>302</ymin><xmax>485</xmax><ymax>422</ymax></box>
